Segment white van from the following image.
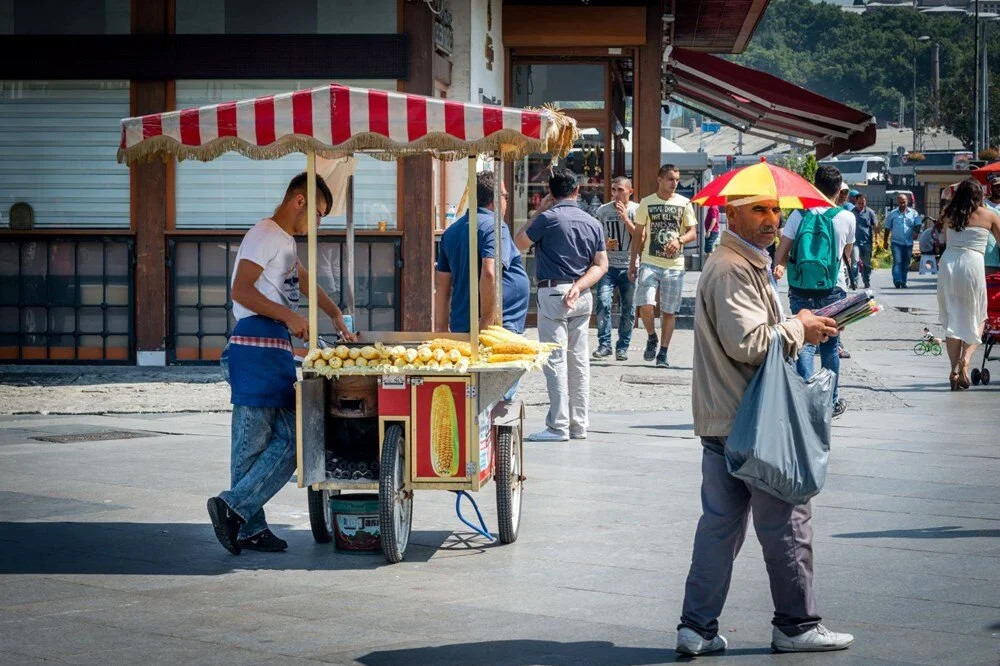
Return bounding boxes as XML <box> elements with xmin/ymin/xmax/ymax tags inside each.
<box><xmin>819</xmin><ymin>156</ymin><xmax>886</xmax><ymax>186</ymax></box>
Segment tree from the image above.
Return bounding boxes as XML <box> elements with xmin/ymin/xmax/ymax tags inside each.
<box><xmin>802</xmin><ymin>154</ymin><xmax>818</xmax><ymax>183</ymax></box>
<box><xmin>732</xmin><ymin>0</ymin><xmax>1000</xmax><ymax>150</ymax></box>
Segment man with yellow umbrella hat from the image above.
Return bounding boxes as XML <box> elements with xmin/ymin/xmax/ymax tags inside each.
<box><xmin>673</xmin><ymin>158</ymin><xmax>854</xmax><ymax>656</ymax></box>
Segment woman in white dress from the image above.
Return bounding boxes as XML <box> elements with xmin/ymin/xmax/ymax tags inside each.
<box><xmin>937</xmin><ymin>178</ymin><xmax>1000</xmax><ymax>390</ymax></box>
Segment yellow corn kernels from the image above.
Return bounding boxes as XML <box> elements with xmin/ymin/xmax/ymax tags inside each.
<box><xmin>404</xmin><ymin>348</ymin><xmax>418</xmax><ymax>363</ymax></box>
<box><xmin>360</xmin><ymin>346</ymin><xmax>377</xmax><ymax>360</ymax></box>
<box><xmin>314</xmin><ymin>358</ymin><xmax>328</xmax><ymax>367</ymax></box>
<box><xmin>418</xmin><ymin>346</ymin><xmax>433</xmax><ymax>362</ymax></box>
<box><xmin>447</xmin><ymin>348</ymin><xmax>462</xmax><ymax>363</ymax></box>
<box><xmin>486</xmin><ymin>353</ymin><xmax>537</xmax><ymax>363</ymax></box>
<box><xmin>321</xmin><ymin>348</ymin><xmax>336</xmax><ymax>361</ymax></box>
<box><xmin>432</xmin><ymin>348</ymin><xmax>446</xmax><ymax>363</ymax></box>
<box><xmin>426</xmin><ymin>338</ymin><xmax>472</xmax><ymax>356</ymax></box>
<box><xmin>429</xmin><ymin>385</ymin><xmax>460</xmax><ymax>477</ymax></box>
<box><xmin>334</xmin><ymin>345</ymin><xmax>350</xmax><ymax>359</ymax></box>
<box><xmin>342</xmin><ymin>359</ymin><xmax>355</xmax><ymax>368</ymax></box>
<box><xmin>348</xmin><ymin>347</ymin><xmax>361</xmax><ymax>360</ymax></box>
<box><xmin>328</xmin><ymin>357</ymin><xmax>343</xmax><ymax>369</ymax></box>
<box><xmin>355</xmin><ymin>358</ymin><xmax>369</xmax><ymax>367</ymax></box>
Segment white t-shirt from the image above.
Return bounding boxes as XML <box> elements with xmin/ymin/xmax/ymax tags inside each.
<box><xmin>231</xmin><ymin>219</ymin><xmax>300</xmax><ymax>320</ymax></box>
<box><xmin>782</xmin><ymin>207</ymin><xmax>856</xmax><ymax>291</ymax></box>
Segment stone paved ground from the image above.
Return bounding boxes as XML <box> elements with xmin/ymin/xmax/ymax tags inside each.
<box><xmin>0</xmin><ymin>268</ymin><xmax>928</xmax><ymax>417</ymax></box>
<box><xmin>1</xmin><ymin>268</ymin><xmax>998</xmax><ymax>665</ymax></box>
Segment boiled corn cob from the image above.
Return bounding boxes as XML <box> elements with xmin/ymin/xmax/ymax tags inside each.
<box><xmin>485</xmin><ymin>353</ymin><xmax>538</xmax><ymax>363</ymax></box>
<box><xmin>429</xmin><ymin>385</ymin><xmax>460</xmax><ymax>477</ymax></box>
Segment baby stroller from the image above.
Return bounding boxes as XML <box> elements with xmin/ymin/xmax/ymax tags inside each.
<box><xmin>971</xmin><ymin>272</ymin><xmax>1000</xmax><ymax>385</ymax></box>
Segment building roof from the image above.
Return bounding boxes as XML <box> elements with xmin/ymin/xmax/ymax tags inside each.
<box><xmin>667</xmin><ymin>124</ymin><xmax>965</xmax><ymax>157</ymax></box>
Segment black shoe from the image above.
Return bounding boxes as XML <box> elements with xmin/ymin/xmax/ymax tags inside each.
<box><xmin>901</xmin><ymin>283</ymin><xmax>908</xmax><ymax>289</ymax></box>
<box><xmin>615</xmin><ymin>348</ymin><xmax>628</xmax><ymax>361</ymax></box>
<box><xmin>207</xmin><ymin>496</ymin><xmax>244</xmax><ymax>554</ymax></box>
<box><xmin>655</xmin><ymin>347</ymin><xmax>669</xmax><ymax>368</ymax></box>
<box><xmin>239</xmin><ymin>528</ymin><xmax>288</xmax><ymax>552</ymax></box>
<box><xmin>643</xmin><ymin>333</ymin><xmax>659</xmax><ymax>361</ymax></box>
<box><xmin>863</xmin><ymin>282</ymin><xmax>870</xmax><ymax>289</ymax></box>
<box><xmin>833</xmin><ymin>399</ymin><xmax>847</xmax><ymax>419</ymax></box>
<box><xmin>849</xmin><ymin>281</ymin><xmax>857</xmax><ymax>291</ymax></box>
<box><xmin>592</xmin><ymin>345</ymin><xmax>612</xmax><ymax>359</ymax></box>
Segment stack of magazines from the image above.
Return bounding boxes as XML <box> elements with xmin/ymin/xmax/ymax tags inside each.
<box><xmin>813</xmin><ymin>289</ymin><xmax>880</xmax><ymax>328</ymax></box>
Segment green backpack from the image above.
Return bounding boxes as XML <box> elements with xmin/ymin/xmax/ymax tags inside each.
<box><xmin>788</xmin><ymin>208</ymin><xmax>841</xmax><ymax>292</ymax></box>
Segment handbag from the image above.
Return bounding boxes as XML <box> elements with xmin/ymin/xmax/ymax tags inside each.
<box><xmin>724</xmin><ymin>328</ymin><xmax>835</xmax><ymax>505</ymax></box>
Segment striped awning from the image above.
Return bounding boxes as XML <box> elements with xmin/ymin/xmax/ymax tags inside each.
<box><xmin>665</xmin><ymin>46</ymin><xmax>876</xmax><ymax>159</ymax></box>
<box><xmin>118</xmin><ymin>83</ymin><xmax>577</xmax><ymax>165</ymax></box>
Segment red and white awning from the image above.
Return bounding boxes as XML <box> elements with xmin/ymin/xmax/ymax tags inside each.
<box><xmin>118</xmin><ymin>83</ymin><xmax>577</xmax><ymax>165</ymax></box>
<box><xmin>665</xmin><ymin>47</ymin><xmax>876</xmax><ymax>159</ymax></box>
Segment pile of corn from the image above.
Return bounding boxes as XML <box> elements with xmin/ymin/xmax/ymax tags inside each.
<box><xmin>302</xmin><ymin>329</ymin><xmax>556</xmax><ymax>375</ymax></box>
<box><xmin>478</xmin><ymin>326</ymin><xmax>557</xmax><ymax>365</ymax></box>
<box><xmin>303</xmin><ymin>339</ymin><xmax>472</xmax><ymax>373</ymax></box>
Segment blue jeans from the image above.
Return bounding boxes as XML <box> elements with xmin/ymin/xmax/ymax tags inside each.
<box><xmin>594</xmin><ymin>266</ymin><xmax>636</xmax><ymax>351</ymax></box>
<box><xmin>891</xmin><ymin>243</ymin><xmax>912</xmax><ymax>286</ymax></box>
<box><xmin>219</xmin><ymin>405</ymin><xmax>297</xmax><ymax>540</ymax></box>
<box><xmin>704</xmin><ymin>231</ymin><xmax>719</xmax><ymax>255</ymax></box>
<box><xmin>788</xmin><ymin>289</ymin><xmax>844</xmax><ymax>405</ymax></box>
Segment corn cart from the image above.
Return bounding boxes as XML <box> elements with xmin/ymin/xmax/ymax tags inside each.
<box><xmin>118</xmin><ymin>84</ymin><xmax>576</xmax><ymax>563</ymax></box>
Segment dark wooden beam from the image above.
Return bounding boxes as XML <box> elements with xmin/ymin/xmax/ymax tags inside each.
<box><xmin>399</xmin><ymin>1</ymin><xmax>436</xmax><ymax>332</ymax></box>
<box><xmin>131</xmin><ymin>0</ymin><xmax>171</xmax><ymax>362</ymax></box>
<box><xmin>634</xmin><ymin>0</ymin><xmax>663</xmax><ymax>198</ymax></box>
<box><xmin>0</xmin><ymin>34</ymin><xmax>408</xmax><ymax>80</ymax></box>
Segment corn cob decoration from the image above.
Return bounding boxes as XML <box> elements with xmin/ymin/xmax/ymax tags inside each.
<box><xmin>429</xmin><ymin>385</ymin><xmax>460</xmax><ymax>477</ymax></box>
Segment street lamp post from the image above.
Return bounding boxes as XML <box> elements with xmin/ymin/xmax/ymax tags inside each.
<box><xmin>913</xmin><ymin>35</ymin><xmax>930</xmax><ymax>152</ymax></box>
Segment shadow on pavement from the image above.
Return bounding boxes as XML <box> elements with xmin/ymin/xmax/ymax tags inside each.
<box><xmin>356</xmin><ymin>639</ymin><xmax>773</xmax><ymax>665</ymax></box>
<box><xmin>629</xmin><ymin>424</ymin><xmax>695</xmax><ymax>431</ymax></box>
<box><xmin>832</xmin><ymin>525</ymin><xmax>1000</xmax><ymax>539</ymax></box>
<box><xmin>0</xmin><ymin>522</ymin><xmax>476</xmax><ymax>574</ymax></box>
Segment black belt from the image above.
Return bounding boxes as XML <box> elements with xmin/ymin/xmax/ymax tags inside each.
<box><xmin>537</xmin><ymin>279</ymin><xmax>575</xmax><ymax>288</ymax></box>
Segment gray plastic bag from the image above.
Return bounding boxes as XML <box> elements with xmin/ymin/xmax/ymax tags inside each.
<box><xmin>724</xmin><ymin>328</ymin><xmax>835</xmax><ymax>505</ymax></box>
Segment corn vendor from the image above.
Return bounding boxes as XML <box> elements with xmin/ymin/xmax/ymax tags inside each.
<box><xmin>207</xmin><ymin>172</ymin><xmax>356</xmax><ymax>554</ymax></box>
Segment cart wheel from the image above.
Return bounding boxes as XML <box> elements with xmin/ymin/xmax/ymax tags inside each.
<box><xmin>981</xmin><ymin>368</ymin><xmax>991</xmax><ymax>385</ymax></box>
<box><xmin>971</xmin><ymin>368</ymin><xmax>981</xmax><ymax>385</ymax></box>
<box><xmin>495</xmin><ymin>426</ymin><xmax>523</xmax><ymax>544</ymax></box>
<box><xmin>931</xmin><ymin>343</ymin><xmax>942</xmax><ymax>356</ymax></box>
<box><xmin>379</xmin><ymin>424</ymin><xmax>412</xmax><ymax>563</ymax></box>
<box><xmin>307</xmin><ymin>487</ymin><xmax>337</xmax><ymax>543</ymax></box>
<box><xmin>913</xmin><ymin>343</ymin><xmax>927</xmax><ymax>356</ymax></box>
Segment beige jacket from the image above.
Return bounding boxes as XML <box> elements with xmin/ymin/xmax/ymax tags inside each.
<box><xmin>692</xmin><ymin>233</ymin><xmax>806</xmax><ymax>436</ymax></box>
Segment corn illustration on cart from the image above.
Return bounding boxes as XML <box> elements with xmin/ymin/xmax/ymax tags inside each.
<box><xmin>118</xmin><ymin>84</ymin><xmax>577</xmax><ymax>563</ymax></box>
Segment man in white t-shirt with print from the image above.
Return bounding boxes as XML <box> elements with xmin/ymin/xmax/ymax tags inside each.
<box><xmin>593</xmin><ymin>176</ymin><xmax>640</xmax><ymax>361</ymax></box>
<box><xmin>629</xmin><ymin>164</ymin><xmax>698</xmax><ymax>368</ymax></box>
<box><xmin>207</xmin><ymin>172</ymin><xmax>355</xmax><ymax>555</ymax></box>
<box><xmin>773</xmin><ymin>165</ymin><xmax>855</xmax><ymax>418</ymax></box>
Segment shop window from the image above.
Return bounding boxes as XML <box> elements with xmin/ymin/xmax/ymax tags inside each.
<box><xmin>168</xmin><ymin>236</ymin><xmax>400</xmax><ymax>363</ymax></box>
<box><xmin>174</xmin><ymin>80</ymin><xmax>398</xmax><ymax>231</ymax></box>
<box><xmin>0</xmin><ymin>236</ymin><xmax>133</xmax><ymax>362</ymax></box>
<box><xmin>175</xmin><ymin>0</ymin><xmax>395</xmax><ymax>34</ymax></box>
<box><xmin>0</xmin><ymin>81</ymin><xmax>130</xmax><ymax>229</ymax></box>
<box><xmin>512</xmin><ymin>64</ymin><xmax>605</xmax><ymax>110</ymax></box>
<box><xmin>0</xmin><ymin>0</ymin><xmax>129</xmax><ymax>34</ymax></box>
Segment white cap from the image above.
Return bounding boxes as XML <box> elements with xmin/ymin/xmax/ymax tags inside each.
<box><xmin>840</xmin><ymin>182</ymin><xmax>849</xmax><ymax>191</ymax></box>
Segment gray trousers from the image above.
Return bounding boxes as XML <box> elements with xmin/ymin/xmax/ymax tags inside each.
<box><xmin>536</xmin><ymin>285</ymin><xmax>592</xmax><ymax>437</ymax></box>
<box><xmin>679</xmin><ymin>437</ymin><xmax>821</xmax><ymax>639</ymax></box>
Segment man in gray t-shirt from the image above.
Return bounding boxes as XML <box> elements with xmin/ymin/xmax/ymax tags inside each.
<box><xmin>592</xmin><ymin>176</ymin><xmax>639</xmax><ymax>360</ymax></box>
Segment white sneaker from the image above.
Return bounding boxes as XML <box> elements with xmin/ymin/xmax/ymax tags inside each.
<box><xmin>675</xmin><ymin>627</ymin><xmax>727</xmax><ymax>656</ymax></box>
<box><xmin>570</xmin><ymin>431</ymin><xmax>587</xmax><ymax>440</ymax></box>
<box><xmin>526</xmin><ymin>428</ymin><xmax>568</xmax><ymax>442</ymax></box>
<box><xmin>771</xmin><ymin>624</ymin><xmax>854</xmax><ymax>652</ymax></box>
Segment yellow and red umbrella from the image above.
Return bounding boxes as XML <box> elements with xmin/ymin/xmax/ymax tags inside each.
<box><xmin>692</xmin><ymin>156</ymin><xmax>832</xmax><ymax>208</ymax></box>
<box><xmin>971</xmin><ymin>161</ymin><xmax>1000</xmax><ymax>185</ymax></box>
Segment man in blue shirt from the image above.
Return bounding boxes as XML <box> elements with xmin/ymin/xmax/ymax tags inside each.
<box><xmin>515</xmin><ymin>167</ymin><xmax>607</xmax><ymax>442</ymax></box>
<box><xmin>435</xmin><ymin>171</ymin><xmax>530</xmax><ymax>335</ymax></box>
<box><xmin>883</xmin><ymin>193</ymin><xmax>921</xmax><ymax>288</ymax></box>
<box><xmin>852</xmin><ymin>193</ymin><xmax>878</xmax><ymax>289</ymax></box>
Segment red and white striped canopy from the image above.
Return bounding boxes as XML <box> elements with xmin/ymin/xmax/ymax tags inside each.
<box><xmin>118</xmin><ymin>83</ymin><xmax>576</xmax><ymax>164</ymax></box>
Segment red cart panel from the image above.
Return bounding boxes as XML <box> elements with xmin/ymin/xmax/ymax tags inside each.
<box><xmin>411</xmin><ymin>377</ymin><xmax>472</xmax><ymax>482</ymax></box>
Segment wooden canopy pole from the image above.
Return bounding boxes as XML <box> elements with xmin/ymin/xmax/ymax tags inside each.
<box><xmin>345</xmin><ymin>174</ymin><xmax>356</xmax><ymax>327</ymax></box>
<box><xmin>306</xmin><ymin>149</ymin><xmax>318</xmax><ymax>350</ymax></box>
<box><xmin>492</xmin><ymin>156</ymin><xmax>503</xmax><ymax>327</ymax></box>
<box><xmin>468</xmin><ymin>155</ymin><xmax>479</xmax><ymax>363</ymax></box>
